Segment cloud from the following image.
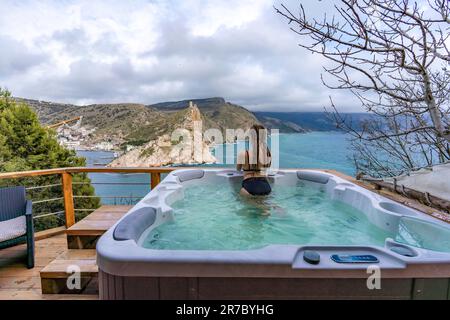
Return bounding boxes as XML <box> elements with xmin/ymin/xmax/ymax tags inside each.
<box><xmin>0</xmin><ymin>35</ymin><xmax>47</xmax><ymax>77</ymax></box>
<box><xmin>0</xmin><ymin>0</ymin><xmax>361</xmax><ymax>112</ymax></box>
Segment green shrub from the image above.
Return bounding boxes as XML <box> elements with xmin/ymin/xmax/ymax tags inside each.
<box><xmin>0</xmin><ymin>88</ymin><xmax>100</xmax><ymax>231</ymax></box>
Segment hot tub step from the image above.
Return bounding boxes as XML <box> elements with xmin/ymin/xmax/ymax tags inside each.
<box><xmin>66</xmin><ymin>205</ymin><xmax>132</xmax><ymax>249</ymax></box>
<box><xmin>40</xmin><ymin>250</ymin><xmax>98</xmax><ymax>294</ymax></box>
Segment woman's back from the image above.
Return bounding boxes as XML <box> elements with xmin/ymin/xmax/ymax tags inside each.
<box><xmin>236</xmin><ymin>124</ymin><xmax>272</xmax><ymax>196</ymax></box>
<box><xmin>237</xmin><ymin>149</ymin><xmax>271</xmax><ymax>179</ymax></box>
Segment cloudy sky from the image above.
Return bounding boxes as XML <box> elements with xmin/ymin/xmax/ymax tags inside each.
<box><xmin>0</xmin><ymin>0</ymin><xmax>359</xmax><ymax>112</ymax></box>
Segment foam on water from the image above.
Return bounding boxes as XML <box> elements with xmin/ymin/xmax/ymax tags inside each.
<box><xmin>142</xmin><ymin>180</ymin><xmax>394</xmax><ymax>250</ymax></box>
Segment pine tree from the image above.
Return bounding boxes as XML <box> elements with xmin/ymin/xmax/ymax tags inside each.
<box><xmin>0</xmin><ymin>88</ymin><xmax>100</xmax><ymax>231</ymax></box>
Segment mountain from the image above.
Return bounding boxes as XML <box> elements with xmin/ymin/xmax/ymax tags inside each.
<box><xmin>254</xmin><ymin>112</ymin><xmax>373</xmax><ymax>131</ymax></box>
<box><xmin>19</xmin><ymin>97</ymin><xmax>370</xmax><ymax>141</ymax></box>
<box><xmin>256</xmin><ymin>115</ymin><xmax>309</xmax><ymax>133</ymax></box>
<box><xmin>150</xmin><ymin>97</ymin><xmax>228</xmax><ymax>111</ymax></box>
<box><xmin>17</xmin><ymin>98</ymin><xmax>166</xmax><ymax>146</ymax></box>
<box><xmin>17</xmin><ymin>97</ymin><xmax>264</xmax><ymax>147</ymax></box>
<box><xmin>148</xmin><ymin>97</ymin><xmax>265</xmax><ymax>138</ymax></box>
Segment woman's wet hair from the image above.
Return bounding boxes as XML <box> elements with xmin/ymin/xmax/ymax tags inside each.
<box><xmin>248</xmin><ymin>124</ymin><xmax>271</xmax><ymax>170</ymax></box>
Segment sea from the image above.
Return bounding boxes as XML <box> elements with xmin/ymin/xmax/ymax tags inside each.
<box><xmin>77</xmin><ymin>131</ymin><xmax>354</xmax><ymax>204</ymax></box>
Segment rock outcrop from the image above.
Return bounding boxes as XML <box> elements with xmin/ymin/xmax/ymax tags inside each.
<box><xmin>108</xmin><ymin>102</ymin><xmax>216</xmax><ymax>167</ymax></box>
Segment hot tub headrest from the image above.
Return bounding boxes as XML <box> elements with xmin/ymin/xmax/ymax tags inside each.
<box><xmin>174</xmin><ymin>169</ymin><xmax>205</xmax><ymax>182</ymax></box>
<box><xmin>113</xmin><ymin>207</ymin><xmax>157</xmax><ymax>242</ymax></box>
<box><xmin>297</xmin><ymin>171</ymin><xmax>330</xmax><ymax>184</ymax></box>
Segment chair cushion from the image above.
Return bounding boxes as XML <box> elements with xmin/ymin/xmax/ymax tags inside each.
<box><xmin>0</xmin><ymin>216</ymin><xmax>27</xmax><ymax>242</ymax></box>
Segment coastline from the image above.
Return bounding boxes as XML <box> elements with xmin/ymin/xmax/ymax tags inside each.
<box><xmin>75</xmin><ymin>131</ymin><xmax>354</xmax><ymax>204</ymax></box>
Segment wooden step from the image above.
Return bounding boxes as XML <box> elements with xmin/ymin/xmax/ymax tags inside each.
<box><xmin>66</xmin><ymin>205</ymin><xmax>132</xmax><ymax>249</ymax></box>
<box><xmin>39</xmin><ymin>205</ymin><xmax>132</xmax><ymax>294</ymax></box>
<box><xmin>40</xmin><ymin>250</ymin><xmax>98</xmax><ymax>294</ymax></box>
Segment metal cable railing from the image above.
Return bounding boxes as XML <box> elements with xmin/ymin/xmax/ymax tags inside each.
<box><xmin>73</xmin><ymin>195</ymin><xmax>145</xmax><ymax>199</ymax></box>
<box><xmin>22</xmin><ymin>178</ymin><xmax>151</xmax><ymax>216</ymax></box>
<box><xmin>0</xmin><ymin>167</ymin><xmax>174</xmax><ymax>233</ymax></box>
<box><xmin>33</xmin><ymin>211</ymin><xmax>65</xmax><ymax>219</ymax></box>
<box><xmin>32</xmin><ymin>197</ymin><xmax>64</xmax><ymax>204</ymax></box>
<box><xmin>23</xmin><ymin>184</ymin><xmax>65</xmax><ymax>221</ymax></box>
<box><xmin>72</xmin><ymin>182</ymin><xmax>150</xmax><ymax>186</ymax></box>
<box><xmin>26</xmin><ymin>183</ymin><xmax>62</xmax><ymax>190</ymax></box>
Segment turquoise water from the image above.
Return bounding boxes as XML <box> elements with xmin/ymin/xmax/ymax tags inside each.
<box><xmin>78</xmin><ymin>132</ymin><xmax>354</xmax><ymax>205</ymax></box>
<box><xmin>142</xmin><ymin>180</ymin><xmax>392</xmax><ymax>250</ymax></box>
<box><xmin>212</xmin><ymin>132</ymin><xmax>355</xmax><ymax>176</ymax></box>
<box><xmin>77</xmin><ymin>150</ymin><xmax>151</xmax><ymax>205</ymax></box>
<box><xmin>278</xmin><ymin>132</ymin><xmax>354</xmax><ymax>175</ymax></box>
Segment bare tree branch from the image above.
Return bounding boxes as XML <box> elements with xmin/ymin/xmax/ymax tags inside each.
<box><xmin>277</xmin><ymin>0</ymin><xmax>450</xmax><ymax>177</ymax></box>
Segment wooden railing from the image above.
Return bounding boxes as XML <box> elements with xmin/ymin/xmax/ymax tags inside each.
<box><xmin>0</xmin><ymin>167</ymin><xmax>177</xmax><ymax>229</ymax></box>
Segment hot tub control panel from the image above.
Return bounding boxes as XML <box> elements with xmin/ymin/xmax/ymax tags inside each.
<box><xmin>331</xmin><ymin>254</ymin><xmax>379</xmax><ymax>264</ymax></box>
<box><xmin>293</xmin><ymin>246</ymin><xmax>406</xmax><ymax>270</ymax></box>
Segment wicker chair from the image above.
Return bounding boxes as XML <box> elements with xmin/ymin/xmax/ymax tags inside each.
<box><xmin>0</xmin><ymin>186</ymin><xmax>34</xmax><ymax>268</ymax></box>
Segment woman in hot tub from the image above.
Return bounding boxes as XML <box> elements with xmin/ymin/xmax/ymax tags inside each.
<box><xmin>236</xmin><ymin>124</ymin><xmax>272</xmax><ymax>196</ymax></box>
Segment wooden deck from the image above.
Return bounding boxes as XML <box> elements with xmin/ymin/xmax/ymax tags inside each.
<box><xmin>68</xmin><ymin>205</ymin><xmax>133</xmax><ymax>236</ymax></box>
<box><xmin>0</xmin><ymin>234</ymin><xmax>97</xmax><ymax>299</ymax></box>
<box><xmin>67</xmin><ymin>205</ymin><xmax>133</xmax><ymax>249</ymax></box>
<box><xmin>0</xmin><ymin>205</ymin><xmax>131</xmax><ymax>300</ymax></box>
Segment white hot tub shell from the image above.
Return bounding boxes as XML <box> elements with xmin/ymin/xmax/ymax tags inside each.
<box><xmin>97</xmin><ymin>169</ymin><xmax>450</xmax><ymax>299</ymax></box>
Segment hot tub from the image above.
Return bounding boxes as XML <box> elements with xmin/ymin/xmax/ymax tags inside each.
<box><xmin>97</xmin><ymin>169</ymin><xmax>450</xmax><ymax>299</ymax></box>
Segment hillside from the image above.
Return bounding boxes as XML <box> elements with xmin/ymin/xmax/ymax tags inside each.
<box><xmin>17</xmin><ymin>97</ymin><xmax>263</xmax><ymax>148</ymax></box>
<box><xmin>148</xmin><ymin>97</ymin><xmax>263</xmax><ymax>135</ymax></box>
<box><xmin>256</xmin><ymin>115</ymin><xmax>309</xmax><ymax>133</ymax></box>
<box><xmin>16</xmin><ymin>98</ymin><xmax>166</xmax><ymax>146</ymax></box>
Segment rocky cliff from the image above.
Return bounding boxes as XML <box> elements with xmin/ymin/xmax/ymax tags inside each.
<box><xmin>109</xmin><ymin>102</ymin><xmax>216</xmax><ymax>167</ymax></box>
